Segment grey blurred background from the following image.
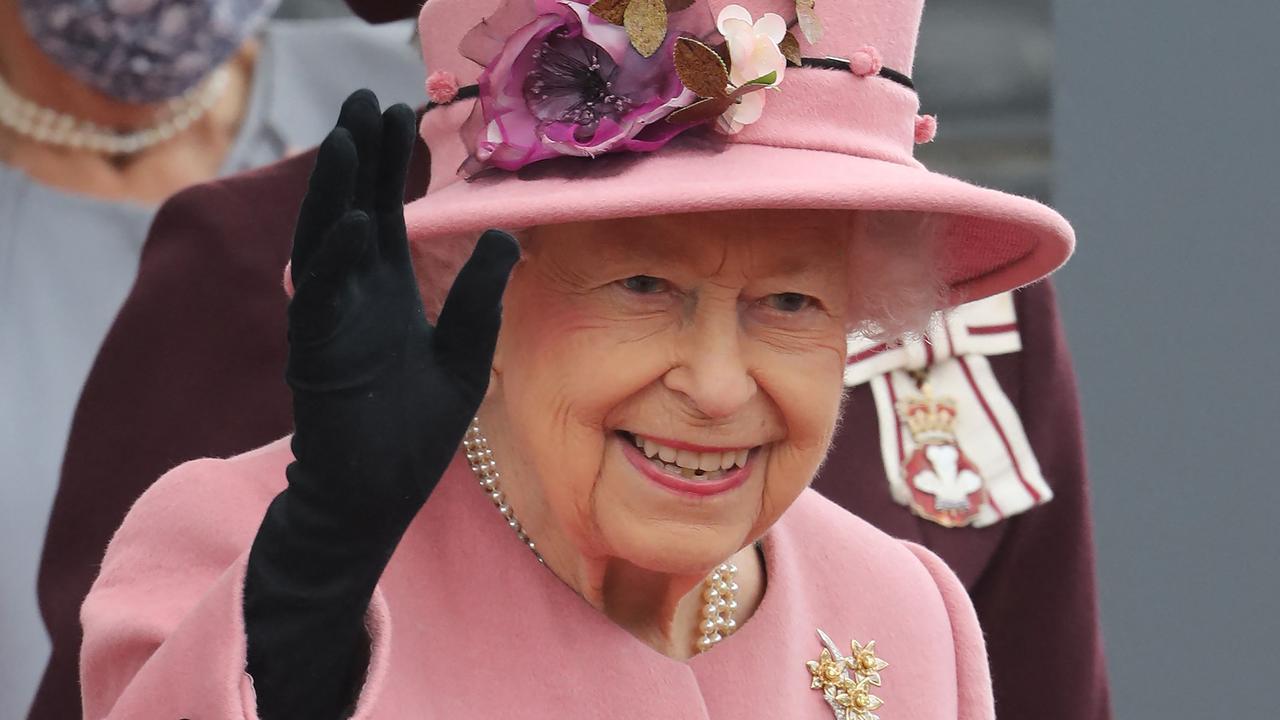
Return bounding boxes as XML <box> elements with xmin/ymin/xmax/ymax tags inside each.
<box><xmin>277</xmin><ymin>0</ymin><xmax>362</xmax><ymax>18</ymax></box>
<box><xmin>913</xmin><ymin>1</ymin><xmax>1052</xmax><ymax>201</ymax></box>
<box><xmin>1054</xmin><ymin>0</ymin><xmax>1280</xmax><ymax>717</ymax></box>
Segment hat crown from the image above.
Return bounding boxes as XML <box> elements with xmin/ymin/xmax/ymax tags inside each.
<box><xmin>417</xmin><ymin>0</ymin><xmax>928</xmax><ymax>191</ymax></box>
<box><xmin>418</xmin><ymin>0</ymin><xmax>925</xmax><ymax>84</ymax></box>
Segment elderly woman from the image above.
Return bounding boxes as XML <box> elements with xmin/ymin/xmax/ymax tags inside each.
<box><xmin>80</xmin><ymin>1</ymin><xmax>1073</xmax><ymax>718</ymax></box>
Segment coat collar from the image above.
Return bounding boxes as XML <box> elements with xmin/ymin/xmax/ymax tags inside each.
<box><xmin>381</xmin><ymin>455</ymin><xmax>836</xmax><ymax>718</ymax></box>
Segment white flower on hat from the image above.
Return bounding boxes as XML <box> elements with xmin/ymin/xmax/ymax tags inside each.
<box><xmin>716</xmin><ymin>4</ymin><xmax>787</xmax><ymax>133</ymax></box>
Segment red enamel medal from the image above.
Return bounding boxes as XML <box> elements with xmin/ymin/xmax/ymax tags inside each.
<box><xmin>894</xmin><ymin>370</ymin><xmax>988</xmax><ymax>528</ymax></box>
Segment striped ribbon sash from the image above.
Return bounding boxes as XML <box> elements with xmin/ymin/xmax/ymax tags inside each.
<box><xmin>844</xmin><ymin>293</ymin><xmax>1052</xmax><ymax>528</ymax></box>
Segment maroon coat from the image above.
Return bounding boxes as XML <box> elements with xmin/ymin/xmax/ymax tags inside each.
<box><xmin>30</xmin><ymin>148</ymin><xmax>1108</xmax><ymax>719</ymax></box>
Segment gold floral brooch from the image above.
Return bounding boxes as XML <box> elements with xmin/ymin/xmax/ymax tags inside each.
<box><xmin>806</xmin><ymin>629</ymin><xmax>889</xmax><ymax>720</ymax></box>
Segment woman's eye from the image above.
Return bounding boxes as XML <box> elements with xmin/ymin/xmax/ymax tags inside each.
<box><xmin>620</xmin><ymin>275</ymin><xmax>669</xmax><ymax>294</ymax></box>
<box><xmin>764</xmin><ymin>292</ymin><xmax>816</xmax><ymax>313</ymax></box>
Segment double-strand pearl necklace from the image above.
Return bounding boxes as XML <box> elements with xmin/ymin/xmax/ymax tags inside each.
<box><xmin>463</xmin><ymin>421</ymin><xmax>741</xmax><ymax>654</ymax></box>
<box><xmin>0</xmin><ymin>68</ymin><xmax>230</xmax><ymax>157</ymax></box>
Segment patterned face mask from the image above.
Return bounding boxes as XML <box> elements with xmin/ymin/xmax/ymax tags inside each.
<box><xmin>20</xmin><ymin>0</ymin><xmax>280</xmax><ymax>103</ymax></box>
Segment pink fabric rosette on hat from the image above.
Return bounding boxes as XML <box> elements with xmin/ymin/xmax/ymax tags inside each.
<box><xmin>407</xmin><ymin>0</ymin><xmax>1077</xmax><ymax>305</ymax></box>
<box><xmin>457</xmin><ymin>0</ymin><xmax>699</xmax><ymax>176</ymax></box>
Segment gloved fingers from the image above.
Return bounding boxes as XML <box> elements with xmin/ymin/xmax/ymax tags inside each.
<box><xmin>293</xmin><ymin>127</ymin><xmax>357</xmax><ymax>286</ymax></box>
<box><xmin>290</xmin><ymin>211</ymin><xmax>374</xmax><ymax>335</ymax></box>
<box><xmin>375</xmin><ymin>103</ymin><xmax>417</xmax><ymax>264</ymax></box>
<box><xmin>434</xmin><ymin>230</ymin><xmax>521</xmax><ymax>392</ymax></box>
<box><xmin>341</xmin><ymin>89</ymin><xmax>384</xmax><ymax>217</ymax></box>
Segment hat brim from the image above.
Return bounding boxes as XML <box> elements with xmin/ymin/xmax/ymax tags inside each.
<box><xmin>404</xmin><ymin>139</ymin><xmax>1073</xmax><ymax>304</ymax></box>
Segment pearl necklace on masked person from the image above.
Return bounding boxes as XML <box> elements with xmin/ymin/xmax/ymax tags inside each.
<box><xmin>0</xmin><ymin>67</ymin><xmax>229</xmax><ymax>157</ymax></box>
<box><xmin>463</xmin><ymin>420</ymin><xmax>741</xmax><ymax>654</ymax></box>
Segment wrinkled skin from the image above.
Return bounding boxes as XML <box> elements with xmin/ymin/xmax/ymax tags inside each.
<box><xmin>480</xmin><ymin>210</ymin><xmax>852</xmax><ymax>654</ymax></box>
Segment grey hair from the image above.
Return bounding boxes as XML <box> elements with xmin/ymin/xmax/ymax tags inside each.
<box><xmin>844</xmin><ymin>210</ymin><xmax>949</xmax><ymax>343</ymax></box>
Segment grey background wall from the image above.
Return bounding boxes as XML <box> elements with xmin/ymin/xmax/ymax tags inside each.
<box><xmin>277</xmin><ymin>0</ymin><xmax>355</xmax><ymax>19</ymax></box>
<box><xmin>1053</xmin><ymin>1</ymin><xmax>1280</xmax><ymax>717</ymax></box>
<box><xmin>913</xmin><ymin>0</ymin><xmax>1051</xmax><ymax>202</ymax></box>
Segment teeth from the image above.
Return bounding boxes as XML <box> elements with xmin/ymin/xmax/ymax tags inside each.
<box><xmin>648</xmin><ymin>454</ymin><xmax>728</xmax><ymax>482</ymax></box>
<box><xmin>629</xmin><ymin>433</ymin><xmax>753</xmax><ymax>472</ymax></box>
<box><xmin>698</xmin><ymin>452</ymin><xmax>720</xmax><ymax>472</ymax></box>
<box><xmin>675</xmin><ymin>449</ymin><xmax>699</xmax><ymax>471</ymax></box>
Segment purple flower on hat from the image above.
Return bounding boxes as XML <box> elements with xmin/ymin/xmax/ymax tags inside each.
<box><xmin>459</xmin><ymin>0</ymin><xmax>697</xmax><ymax>176</ymax></box>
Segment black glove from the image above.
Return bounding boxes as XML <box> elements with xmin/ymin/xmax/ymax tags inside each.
<box><xmin>243</xmin><ymin>89</ymin><xmax>519</xmax><ymax>720</ymax></box>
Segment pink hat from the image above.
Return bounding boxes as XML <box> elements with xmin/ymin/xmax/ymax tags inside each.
<box><xmin>404</xmin><ymin>0</ymin><xmax>1074</xmax><ymax>303</ymax></box>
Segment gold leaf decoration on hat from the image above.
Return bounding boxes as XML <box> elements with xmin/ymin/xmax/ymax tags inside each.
<box><xmin>591</xmin><ymin>0</ymin><xmax>698</xmax><ymax>56</ymax></box>
<box><xmin>668</xmin><ymin>34</ymin><xmax>778</xmax><ymax>126</ymax></box>
<box><xmin>623</xmin><ymin>0</ymin><xmax>668</xmax><ymax>56</ymax></box>
<box><xmin>673</xmin><ymin>37</ymin><xmax>730</xmax><ymax>97</ymax></box>
<box><xmin>779</xmin><ymin>30</ymin><xmax>802</xmax><ymax>66</ymax></box>
<box><xmin>668</xmin><ymin>37</ymin><xmax>733</xmax><ymax>122</ymax></box>
<box><xmin>588</xmin><ymin>0</ymin><xmax>629</xmax><ymax>24</ymax></box>
<box><xmin>796</xmin><ymin>0</ymin><xmax>824</xmax><ymax>44</ymax></box>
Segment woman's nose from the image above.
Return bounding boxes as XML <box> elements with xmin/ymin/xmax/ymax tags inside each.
<box><xmin>661</xmin><ymin>307</ymin><xmax>758</xmax><ymax>419</ymax></box>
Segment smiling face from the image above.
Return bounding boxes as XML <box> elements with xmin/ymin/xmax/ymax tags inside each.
<box><xmin>485</xmin><ymin>210</ymin><xmax>852</xmax><ymax>575</ymax></box>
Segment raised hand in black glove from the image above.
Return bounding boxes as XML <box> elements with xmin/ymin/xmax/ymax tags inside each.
<box><xmin>244</xmin><ymin>89</ymin><xmax>519</xmax><ymax>720</ymax></box>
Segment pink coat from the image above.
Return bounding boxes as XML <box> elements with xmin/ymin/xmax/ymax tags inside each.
<box><xmin>81</xmin><ymin>437</ymin><xmax>994</xmax><ymax>719</ymax></box>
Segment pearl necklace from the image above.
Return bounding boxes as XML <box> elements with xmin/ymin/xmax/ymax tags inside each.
<box><xmin>463</xmin><ymin>420</ymin><xmax>741</xmax><ymax>654</ymax></box>
<box><xmin>0</xmin><ymin>68</ymin><xmax>230</xmax><ymax>157</ymax></box>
